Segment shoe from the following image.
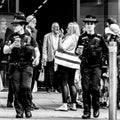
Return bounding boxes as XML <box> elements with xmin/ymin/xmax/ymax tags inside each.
<box><xmin>46</xmin><ymin>88</ymin><xmax>52</xmax><ymax>93</ymax></box>
<box><xmin>69</xmin><ymin>103</ymin><xmax>77</xmax><ymax>111</ymax></box>
<box><xmin>25</xmin><ymin>111</ymin><xmax>32</xmax><ymax>118</ymax></box>
<box><xmin>82</xmin><ymin>112</ymin><xmax>91</xmax><ymax>119</ymax></box>
<box><xmin>69</xmin><ymin>107</ymin><xmax>77</xmax><ymax>111</ymax></box>
<box><xmin>32</xmin><ymin>103</ymin><xmax>39</xmax><ymax>110</ymax></box>
<box><xmin>93</xmin><ymin>110</ymin><xmax>100</xmax><ymax>118</ymax></box>
<box><xmin>55</xmin><ymin>104</ymin><xmax>68</xmax><ymax>111</ymax></box>
<box><xmin>117</xmin><ymin>102</ymin><xmax>120</xmax><ymax>109</ymax></box>
<box><xmin>16</xmin><ymin>113</ymin><xmax>23</xmax><ymax>118</ymax></box>
<box><xmin>7</xmin><ymin>102</ymin><xmax>13</xmax><ymax>108</ymax></box>
<box><xmin>76</xmin><ymin>101</ymin><xmax>83</xmax><ymax>108</ymax></box>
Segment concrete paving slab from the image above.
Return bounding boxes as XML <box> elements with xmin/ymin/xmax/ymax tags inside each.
<box><xmin>0</xmin><ymin>91</ymin><xmax>119</xmax><ymax>120</ymax></box>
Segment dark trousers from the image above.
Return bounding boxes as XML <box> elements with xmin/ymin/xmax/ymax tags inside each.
<box><xmin>81</xmin><ymin>66</ymin><xmax>101</xmax><ymax>113</ymax></box>
<box><xmin>117</xmin><ymin>76</ymin><xmax>120</xmax><ymax>105</ymax></box>
<box><xmin>31</xmin><ymin>65</ymin><xmax>40</xmax><ymax>91</ymax></box>
<box><xmin>44</xmin><ymin>61</ymin><xmax>54</xmax><ymax>91</ymax></box>
<box><xmin>11</xmin><ymin>65</ymin><xmax>33</xmax><ymax>115</ymax></box>
<box><xmin>7</xmin><ymin>77</ymin><xmax>14</xmax><ymax>103</ymax></box>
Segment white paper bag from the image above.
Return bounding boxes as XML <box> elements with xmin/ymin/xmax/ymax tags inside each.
<box><xmin>32</xmin><ymin>81</ymin><xmax>37</xmax><ymax>93</ymax></box>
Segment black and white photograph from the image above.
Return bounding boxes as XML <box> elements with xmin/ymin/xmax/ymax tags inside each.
<box><xmin>0</xmin><ymin>0</ymin><xmax>120</xmax><ymax>119</ymax></box>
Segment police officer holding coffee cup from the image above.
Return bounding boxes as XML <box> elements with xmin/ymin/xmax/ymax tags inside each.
<box><xmin>3</xmin><ymin>13</ymin><xmax>40</xmax><ymax>118</ymax></box>
<box><xmin>75</xmin><ymin>15</ymin><xmax>108</xmax><ymax>119</ymax></box>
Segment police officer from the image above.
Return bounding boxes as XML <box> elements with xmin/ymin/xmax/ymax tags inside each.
<box><xmin>3</xmin><ymin>13</ymin><xmax>40</xmax><ymax>118</ymax></box>
<box><xmin>75</xmin><ymin>15</ymin><xmax>108</xmax><ymax>119</ymax></box>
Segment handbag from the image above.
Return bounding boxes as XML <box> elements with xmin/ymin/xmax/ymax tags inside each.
<box><xmin>55</xmin><ymin>50</ymin><xmax>81</xmax><ymax>69</ymax></box>
<box><xmin>38</xmin><ymin>68</ymin><xmax>45</xmax><ymax>82</ymax></box>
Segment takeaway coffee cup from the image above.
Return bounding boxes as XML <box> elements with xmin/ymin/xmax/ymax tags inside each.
<box><xmin>76</xmin><ymin>45</ymin><xmax>84</xmax><ymax>55</ymax></box>
<box><xmin>14</xmin><ymin>36</ymin><xmax>21</xmax><ymax>48</ymax></box>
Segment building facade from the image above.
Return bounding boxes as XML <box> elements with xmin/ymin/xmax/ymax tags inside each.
<box><xmin>77</xmin><ymin>0</ymin><xmax>120</xmax><ymax>34</ymax></box>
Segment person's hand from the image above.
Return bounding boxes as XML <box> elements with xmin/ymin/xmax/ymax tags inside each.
<box><xmin>76</xmin><ymin>45</ymin><xmax>84</xmax><ymax>56</ymax></box>
<box><xmin>41</xmin><ymin>58</ymin><xmax>47</xmax><ymax>66</ymax></box>
<box><xmin>59</xmin><ymin>28</ymin><xmax>64</xmax><ymax>38</ymax></box>
<box><xmin>32</xmin><ymin>57</ymin><xmax>39</xmax><ymax>67</ymax></box>
<box><xmin>9</xmin><ymin>39</ymin><xmax>20</xmax><ymax>50</ymax></box>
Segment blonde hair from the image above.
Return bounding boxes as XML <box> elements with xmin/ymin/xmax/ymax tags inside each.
<box><xmin>67</xmin><ymin>22</ymin><xmax>74</xmax><ymax>34</ymax></box>
<box><xmin>73</xmin><ymin>22</ymin><xmax>80</xmax><ymax>37</ymax></box>
<box><xmin>67</xmin><ymin>22</ymin><xmax>80</xmax><ymax>37</ymax></box>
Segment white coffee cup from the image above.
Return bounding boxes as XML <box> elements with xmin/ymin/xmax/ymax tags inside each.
<box><xmin>14</xmin><ymin>37</ymin><xmax>21</xmax><ymax>48</ymax></box>
<box><xmin>76</xmin><ymin>45</ymin><xmax>84</xmax><ymax>55</ymax></box>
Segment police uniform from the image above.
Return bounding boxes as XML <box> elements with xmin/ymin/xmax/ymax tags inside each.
<box><xmin>76</xmin><ymin>16</ymin><xmax>108</xmax><ymax>118</ymax></box>
<box><xmin>5</xmin><ymin>30</ymin><xmax>38</xmax><ymax>117</ymax></box>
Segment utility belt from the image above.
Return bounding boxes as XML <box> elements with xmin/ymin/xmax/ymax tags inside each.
<box><xmin>9</xmin><ymin>61</ymin><xmax>32</xmax><ymax>67</ymax></box>
<box><xmin>81</xmin><ymin>56</ymin><xmax>101</xmax><ymax>68</ymax></box>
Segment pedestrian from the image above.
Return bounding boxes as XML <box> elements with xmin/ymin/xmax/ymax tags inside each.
<box><xmin>42</xmin><ymin>22</ymin><xmax>63</xmax><ymax>93</ymax></box>
<box><xmin>104</xmin><ymin>18</ymin><xmax>117</xmax><ymax>44</ymax></box>
<box><xmin>0</xmin><ymin>17</ymin><xmax>8</xmax><ymax>90</ymax></box>
<box><xmin>3</xmin><ymin>12</ymin><xmax>40</xmax><ymax>118</ymax></box>
<box><xmin>6</xmin><ymin>12</ymin><xmax>25</xmax><ymax>108</ymax></box>
<box><xmin>75</xmin><ymin>15</ymin><xmax>108</xmax><ymax>119</ymax></box>
<box><xmin>99</xmin><ymin>18</ymin><xmax>116</xmax><ymax>109</ymax></box>
<box><xmin>5</xmin><ymin>27</ymin><xmax>14</xmax><ymax>107</ymax></box>
<box><xmin>55</xmin><ymin>22</ymin><xmax>80</xmax><ymax>111</ymax></box>
<box><xmin>105</xmin><ymin>23</ymin><xmax>120</xmax><ymax>109</ymax></box>
<box><xmin>26</xmin><ymin>14</ymin><xmax>40</xmax><ymax>110</ymax></box>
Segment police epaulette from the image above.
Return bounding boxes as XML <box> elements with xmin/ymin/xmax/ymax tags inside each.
<box><xmin>94</xmin><ymin>37</ymin><xmax>100</xmax><ymax>40</ymax></box>
<box><xmin>82</xmin><ymin>36</ymin><xmax>88</xmax><ymax>40</ymax></box>
<box><xmin>80</xmin><ymin>32</ymin><xmax>85</xmax><ymax>36</ymax></box>
<box><xmin>97</xmin><ymin>33</ymin><xmax>102</xmax><ymax>37</ymax></box>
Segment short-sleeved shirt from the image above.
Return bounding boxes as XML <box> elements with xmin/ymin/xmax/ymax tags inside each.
<box><xmin>5</xmin><ymin>31</ymin><xmax>38</xmax><ymax>63</ymax></box>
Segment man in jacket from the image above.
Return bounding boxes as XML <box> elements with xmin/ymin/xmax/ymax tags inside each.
<box><xmin>42</xmin><ymin>22</ymin><xmax>62</xmax><ymax>92</ymax></box>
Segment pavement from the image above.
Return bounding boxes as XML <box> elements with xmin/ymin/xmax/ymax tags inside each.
<box><xmin>0</xmin><ymin>89</ymin><xmax>120</xmax><ymax>120</ymax></box>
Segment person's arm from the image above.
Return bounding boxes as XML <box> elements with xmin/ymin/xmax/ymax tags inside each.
<box><xmin>32</xmin><ymin>46</ymin><xmax>40</xmax><ymax>66</ymax></box>
<box><xmin>101</xmin><ymin>35</ymin><xmax>109</xmax><ymax>61</ymax></box>
<box><xmin>3</xmin><ymin>28</ymin><xmax>14</xmax><ymax>54</ymax></box>
<box><xmin>3</xmin><ymin>43</ymin><xmax>15</xmax><ymax>54</ymax></box>
<box><xmin>58</xmin><ymin>35</ymin><xmax>74</xmax><ymax>52</ymax></box>
<box><xmin>42</xmin><ymin>34</ymin><xmax>48</xmax><ymax>63</ymax></box>
<box><xmin>30</xmin><ymin>35</ymin><xmax>40</xmax><ymax>66</ymax></box>
<box><xmin>75</xmin><ymin>36</ymin><xmax>83</xmax><ymax>55</ymax></box>
<box><xmin>3</xmin><ymin>35</ymin><xmax>18</xmax><ymax>54</ymax></box>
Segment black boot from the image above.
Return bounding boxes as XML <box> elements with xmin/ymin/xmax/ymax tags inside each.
<box><xmin>7</xmin><ymin>102</ymin><xmax>13</xmax><ymax>108</ymax></box>
<box><xmin>93</xmin><ymin>109</ymin><xmax>100</xmax><ymax>118</ymax></box>
<box><xmin>82</xmin><ymin>112</ymin><xmax>91</xmax><ymax>119</ymax></box>
<box><xmin>25</xmin><ymin>111</ymin><xmax>32</xmax><ymax>118</ymax></box>
<box><xmin>16</xmin><ymin>113</ymin><xmax>23</xmax><ymax>118</ymax></box>
<box><xmin>31</xmin><ymin>102</ymin><xmax>39</xmax><ymax>110</ymax></box>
